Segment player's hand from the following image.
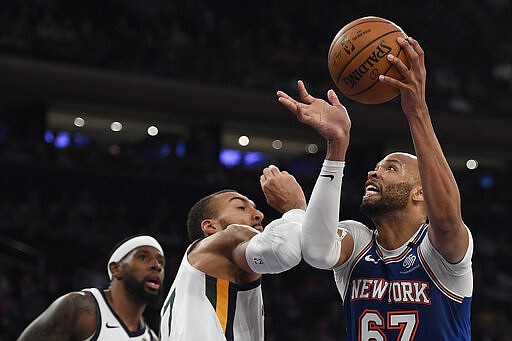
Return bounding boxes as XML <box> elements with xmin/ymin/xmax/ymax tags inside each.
<box><xmin>260</xmin><ymin>165</ymin><xmax>307</xmax><ymax>213</ymax></box>
<box><xmin>277</xmin><ymin>80</ymin><xmax>351</xmax><ymax>145</ymax></box>
<box><xmin>378</xmin><ymin>37</ymin><xmax>428</xmax><ymax>118</ymax></box>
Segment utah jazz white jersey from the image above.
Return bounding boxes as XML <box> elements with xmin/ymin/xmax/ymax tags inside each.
<box><xmin>334</xmin><ymin>221</ymin><xmax>473</xmax><ymax>341</ymax></box>
<box><xmin>160</xmin><ymin>244</ymin><xmax>264</xmax><ymax>341</ymax></box>
<box><xmin>82</xmin><ymin>288</ymin><xmax>157</xmax><ymax>341</ymax></box>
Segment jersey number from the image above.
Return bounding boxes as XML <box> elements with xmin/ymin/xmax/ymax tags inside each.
<box><xmin>359</xmin><ymin>309</ymin><xmax>418</xmax><ymax>341</ymax></box>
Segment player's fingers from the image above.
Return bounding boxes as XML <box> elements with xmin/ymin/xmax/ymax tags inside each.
<box><xmin>267</xmin><ymin>164</ymin><xmax>280</xmax><ymax>175</ymax></box>
<box><xmin>277</xmin><ymin>96</ymin><xmax>300</xmax><ymax>115</ymax></box>
<box><xmin>297</xmin><ymin>80</ymin><xmax>315</xmax><ymax>104</ymax></box>
<box><xmin>276</xmin><ymin>90</ymin><xmax>292</xmax><ymax>100</ymax></box>
<box><xmin>262</xmin><ymin>166</ymin><xmax>275</xmax><ymax>178</ymax></box>
<box><xmin>398</xmin><ymin>37</ymin><xmax>419</xmax><ymax>68</ymax></box>
<box><xmin>276</xmin><ymin>90</ymin><xmax>299</xmax><ymax>105</ymax></box>
<box><xmin>408</xmin><ymin>37</ymin><xmax>425</xmax><ymax>66</ymax></box>
<box><xmin>327</xmin><ymin>89</ymin><xmax>344</xmax><ymax>109</ymax></box>
<box><xmin>378</xmin><ymin>74</ymin><xmax>404</xmax><ymax>90</ymax></box>
<box><xmin>280</xmin><ymin>170</ymin><xmax>296</xmax><ymax>180</ymax></box>
<box><xmin>386</xmin><ymin>53</ymin><xmax>409</xmax><ymax>75</ymax></box>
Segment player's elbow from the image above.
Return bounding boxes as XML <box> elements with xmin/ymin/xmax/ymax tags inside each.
<box><xmin>301</xmin><ymin>242</ymin><xmax>340</xmax><ymax>270</ymax></box>
<box><xmin>245</xmin><ymin>222</ymin><xmax>302</xmax><ymax>274</ymax></box>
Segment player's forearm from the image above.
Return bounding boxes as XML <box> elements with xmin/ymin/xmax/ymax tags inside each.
<box><xmin>408</xmin><ymin>111</ymin><xmax>463</xmax><ymax>228</ymax></box>
<box><xmin>301</xmin><ymin>160</ymin><xmax>344</xmax><ymax>269</ymax></box>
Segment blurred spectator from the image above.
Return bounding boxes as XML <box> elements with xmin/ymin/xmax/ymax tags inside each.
<box><xmin>0</xmin><ymin>0</ymin><xmax>510</xmax><ymax>116</ymax></box>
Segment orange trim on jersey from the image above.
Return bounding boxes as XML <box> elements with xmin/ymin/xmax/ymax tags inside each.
<box><xmin>417</xmin><ymin>246</ymin><xmax>464</xmax><ymax>303</ymax></box>
<box><xmin>216</xmin><ymin>279</ymin><xmax>230</xmax><ymax>332</ymax></box>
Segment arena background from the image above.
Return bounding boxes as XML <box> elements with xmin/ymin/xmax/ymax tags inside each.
<box><xmin>0</xmin><ymin>1</ymin><xmax>510</xmax><ymax>340</ymax></box>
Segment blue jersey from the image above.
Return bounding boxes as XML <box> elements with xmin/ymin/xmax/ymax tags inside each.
<box><xmin>334</xmin><ymin>221</ymin><xmax>473</xmax><ymax>341</ymax></box>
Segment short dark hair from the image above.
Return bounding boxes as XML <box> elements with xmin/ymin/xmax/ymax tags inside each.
<box><xmin>186</xmin><ymin>189</ymin><xmax>237</xmax><ymax>242</ymax></box>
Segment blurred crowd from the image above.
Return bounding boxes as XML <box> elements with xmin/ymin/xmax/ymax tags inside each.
<box><xmin>0</xmin><ymin>0</ymin><xmax>511</xmax><ymax>117</ymax></box>
<box><xmin>0</xmin><ymin>133</ymin><xmax>510</xmax><ymax>340</ymax></box>
<box><xmin>0</xmin><ymin>0</ymin><xmax>511</xmax><ymax>340</ymax></box>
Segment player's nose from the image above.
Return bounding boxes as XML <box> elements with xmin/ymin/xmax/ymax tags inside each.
<box><xmin>150</xmin><ymin>257</ymin><xmax>164</xmax><ymax>271</ymax></box>
<box><xmin>253</xmin><ymin>208</ymin><xmax>264</xmax><ymax>223</ymax></box>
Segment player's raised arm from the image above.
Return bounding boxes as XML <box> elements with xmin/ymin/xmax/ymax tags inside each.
<box><xmin>379</xmin><ymin>37</ymin><xmax>469</xmax><ymax>263</ymax></box>
<box><xmin>277</xmin><ymin>81</ymin><xmax>354</xmax><ymax>269</ymax></box>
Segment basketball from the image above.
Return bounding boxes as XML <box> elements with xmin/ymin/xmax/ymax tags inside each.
<box><xmin>328</xmin><ymin>16</ymin><xmax>409</xmax><ymax>105</ymax></box>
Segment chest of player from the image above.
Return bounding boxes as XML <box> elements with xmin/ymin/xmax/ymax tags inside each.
<box><xmin>348</xmin><ymin>243</ymin><xmax>434</xmax><ymax>306</ymax></box>
<box><xmin>340</xmin><ymin>226</ymin><xmax>472</xmax><ymax>340</ymax></box>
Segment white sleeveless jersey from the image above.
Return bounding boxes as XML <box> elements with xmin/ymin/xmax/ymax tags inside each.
<box><xmin>160</xmin><ymin>244</ymin><xmax>264</xmax><ymax>341</ymax></box>
<box><xmin>82</xmin><ymin>288</ymin><xmax>157</xmax><ymax>341</ymax></box>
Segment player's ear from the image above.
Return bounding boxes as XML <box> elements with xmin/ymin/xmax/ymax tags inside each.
<box><xmin>201</xmin><ymin>219</ymin><xmax>218</xmax><ymax>236</ymax></box>
<box><xmin>109</xmin><ymin>262</ymin><xmax>122</xmax><ymax>280</ymax></box>
<box><xmin>411</xmin><ymin>186</ymin><xmax>424</xmax><ymax>202</ymax></box>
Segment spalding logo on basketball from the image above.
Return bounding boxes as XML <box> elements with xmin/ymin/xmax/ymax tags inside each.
<box><xmin>328</xmin><ymin>16</ymin><xmax>409</xmax><ymax>105</ymax></box>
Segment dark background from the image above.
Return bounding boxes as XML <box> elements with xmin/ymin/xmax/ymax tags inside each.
<box><xmin>0</xmin><ymin>1</ymin><xmax>510</xmax><ymax>340</ymax></box>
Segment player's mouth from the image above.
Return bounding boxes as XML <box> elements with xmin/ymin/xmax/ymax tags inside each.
<box><xmin>145</xmin><ymin>275</ymin><xmax>161</xmax><ymax>291</ymax></box>
<box><xmin>253</xmin><ymin>225</ymin><xmax>264</xmax><ymax>232</ymax></box>
<box><xmin>363</xmin><ymin>181</ymin><xmax>380</xmax><ymax>198</ymax></box>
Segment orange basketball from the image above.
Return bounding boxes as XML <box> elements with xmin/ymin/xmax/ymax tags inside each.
<box><xmin>328</xmin><ymin>16</ymin><xmax>409</xmax><ymax>105</ymax></box>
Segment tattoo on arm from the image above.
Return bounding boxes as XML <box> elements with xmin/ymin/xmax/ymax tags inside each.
<box><xmin>19</xmin><ymin>292</ymin><xmax>97</xmax><ymax>341</ymax></box>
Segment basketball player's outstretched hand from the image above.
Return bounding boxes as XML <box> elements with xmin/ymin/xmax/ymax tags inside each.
<box><xmin>277</xmin><ymin>80</ymin><xmax>351</xmax><ymax>144</ymax></box>
<box><xmin>378</xmin><ymin>37</ymin><xmax>428</xmax><ymax>119</ymax></box>
<box><xmin>260</xmin><ymin>165</ymin><xmax>307</xmax><ymax>213</ymax></box>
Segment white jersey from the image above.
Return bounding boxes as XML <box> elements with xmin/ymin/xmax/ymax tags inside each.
<box><xmin>82</xmin><ymin>288</ymin><xmax>157</xmax><ymax>341</ymax></box>
<box><xmin>160</xmin><ymin>243</ymin><xmax>264</xmax><ymax>341</ymax></box>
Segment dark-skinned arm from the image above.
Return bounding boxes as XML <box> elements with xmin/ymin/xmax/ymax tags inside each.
<box><xmin>380</xmin><ymin>37</ymin><xmax>469</xmax><ymax>263</ymax></box>
<box><xmin>18</xmin><ymin>291</ymin><xmax>98</xmax><ymax>341</ymax></box>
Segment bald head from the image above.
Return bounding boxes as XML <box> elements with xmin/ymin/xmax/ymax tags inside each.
<box><xmin>379</xmin><ymin>152</ymin><xmax>421</xmax><ymax>184</ymax></box>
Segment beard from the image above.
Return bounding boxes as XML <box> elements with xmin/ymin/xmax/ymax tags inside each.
<box><xmin>123</xmin><ymin>269</ymin><xmax>163</xmax><ymax>308</ymax></box>
<box><xmin>360</xmin><ymin>182</ymin><xmax>412</xmax><ymax>218</ymax></box>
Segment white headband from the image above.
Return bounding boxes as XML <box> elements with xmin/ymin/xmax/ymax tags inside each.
<box><xmin>107</xmin><ymin>236</ymin><xmax>164</xmax><ymax>279</ymax></box>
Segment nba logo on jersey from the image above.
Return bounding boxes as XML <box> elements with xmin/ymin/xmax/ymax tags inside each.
<box><xmin>253</xmin><ymin>257</ymin><xmax>263</xmax><ymax>264</ymax></box>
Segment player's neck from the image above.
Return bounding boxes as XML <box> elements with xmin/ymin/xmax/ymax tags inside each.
<box><xmin>105</xmin><ymin>287</ymin><xmax>145</xmax><ymax>331</ymax></box>
<box><xmin>372</xmin><ymin>211</ymin><xmax>425</xmax><ymax>250</ymax></box>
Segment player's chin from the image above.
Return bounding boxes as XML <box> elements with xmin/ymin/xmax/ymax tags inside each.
<box><xmin>362</xmin><ymin>190</ymin><xmax>382</xmax><ymax>202</ymax></box>
<box><xmin>143</xmin><ymin>288</ymin><xmax>164</xmax><ymax>307</ymax></box>
<box><xmin>144</xmin><ymin>284</ymin><xmax>164</xmax><ymax>300</ymax></box>
<box><xmin>361</xmin><ymin>195</ymin><xmax>375</xmax><ymax>205</ymax></box>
